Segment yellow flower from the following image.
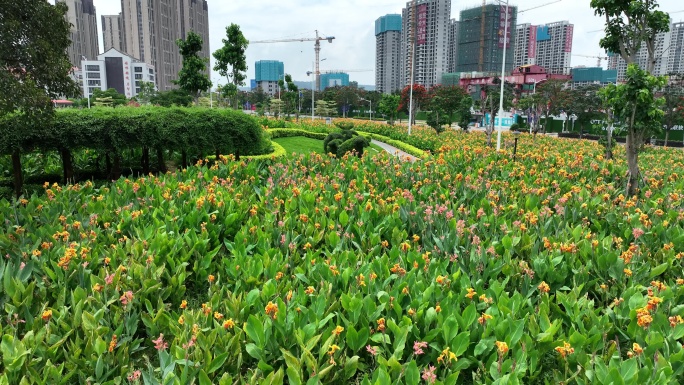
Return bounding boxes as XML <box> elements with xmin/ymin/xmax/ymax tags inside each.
<box><xmin>328</xmin><ymin>344</ymin><xmax>340</xmax><ymax>355</ymax></box>
<box><xmin>41</xmin><ymin>309</ymin><xmax>53</xmax><ymax>322</ymax></box>
<box><xmin>538</xmin><ymin>281</ymin><xmax>550</xmax><ymax>293</ymax></box>
<box><xmin>465</xmin><ymin>288</ymin><xmax>477</xmax><ymax>299</ymax></box>
<box><xmin>333</xmin><ymin>326</ymin><xmax>344</xmax><ymax>335</ymax></box>
<box><xmin>178</xmin><ymin>315</ymin><xmax>185</xmax><ymax>325</ymax></box>
<box><xmin>624</xmin><ymin>268</ymin><xmax>632</xmax><ymax>277</ymax></box>
<box><xmin>632</xmin><ymin>343</ymin><xmax>643</xmax><ymax>355</ymax></box>
<box><xmin>208</xmin><ymin>274</ymin><xmax>215</xmax><ymax>283</ymax></box>
<box><xmin>223</xmin><ymin>318</ymin><xmax>235</xmax><ymax>329</ymax></box>
<box><xmin>496</xmin><ymin>341</ymin><xmax>509</xmax><ymax>355</ymax></box>
<box><xmin>180</xmin><ymin>300</ymin><xmax>187</xmax><ymax>309</ymax></box>
<box><xmin>305</xmin><ymin>286</ymin><xmax>315</xmax><ymax>295</ymax></box>
<box><xmin>265</xmin><ymin>301</ymin><xmax>278</xmax><ymax>319</ymax></box>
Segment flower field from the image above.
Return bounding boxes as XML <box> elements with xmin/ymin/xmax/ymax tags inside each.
<box><xmin>1</xmin><ymin>126</ymin><xmax>684</xmax><ymax>384</ymax></box>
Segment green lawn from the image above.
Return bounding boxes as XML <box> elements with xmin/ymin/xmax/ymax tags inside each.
<box><xmin>274</xmin><ymin>136</ymin><xmax>385</xmax><ymax>156</ymax></box>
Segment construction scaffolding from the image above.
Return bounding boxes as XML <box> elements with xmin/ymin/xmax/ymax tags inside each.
<box><xmin>457</xmin><ymin>3</ymin><xmax>517</xmax><ymax>73</ymax></box>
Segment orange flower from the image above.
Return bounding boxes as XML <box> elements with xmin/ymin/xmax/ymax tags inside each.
<box><xmin>377</xmin><ymin>318</ymin><xmax>386</xmax><ymax>332</ymax></box>
<box><xmin>42</xmin><ymin>309</ymin><xmax>53</xmax><ymax>322</ymax></box>
<box><xmin>180</xmin><ymin>300</ymin><xmax>187</xmax><ymax>309</ymax></box>
<box><xmin>496</xmin><ymin>341</ymin><xmax>509</xmax><ymax>355</ymax></box>
<box><xmin>285</xmin><ymin>290</ymin><xmax>293</xmax><ymax>302</ymax></box>
<box><xmin>208</xmin><ymin>275</ymin><xmax>215</xmax><ymax>283</ymax></box>
<box><xmin>636</xmin><ymin>307</ymin><xmax>653</xmax><ymax>328</ymax></box>
<box><xmin>554</xmin><ymin>341</ymin><xmax>574</xmax><ymax>358</ymax></box>
<box><xmin>305</xmin><ymin>286</ymin><xmax>315</xmax><ymax>295</ymax></box>
<box><xmin>223</xmin><ymin>318</ymin><xmax>235</xmax><ymax>329</ymax></box>
<box><xmin>465</xmin><ymin>288</ymin><xmax>477</xmax><ymax>299</ymax></box>
<box><xmin>265</xmin><ymin>301</ymin><xmax>279</xmax><ymax>319</ymax></box>
<box><xmin>213</xmin><ymin>312</ymin><xmax>224</xmax><ymax>320</ymax></box>
<box><xmin>108</xmin><ymin>334</ymin><xmax>117</xmax><ymax>352</ymax></box>
<box><xmin>478</xmin><ymin>312</ymin><xmax>493</xmax><ymax>325</ymax></box>
<box><xmin>538</xmin><ymin>281</ymin><xmax>550</xmax><ymax>293</ymax></box>
<box><xmin>332</xmin><ymin>326</ymin><xmax>344</xmax><ymax>335</ymax></box>
<box><xmin>632</xmin><ymin>343</ymin><xmax>643</xmax><ymax>355</ymax></box>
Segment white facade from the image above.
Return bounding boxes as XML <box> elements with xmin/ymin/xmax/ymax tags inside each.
<box><xmin>375</xmin><ymin>15</ymin><xmax>403</xmax><ymax>94</ymax></box>
<box><xmin>401</xmin><ymin>0</ymin><xmax>451</xmax><ymax>88</ymax></box>
<box><xmin>607</xmin><ymin>25</ymin><xmax>680</xmax><ymax>81</ymax></box>
<box><xmin>514</xmin><ymin>21</ymin><xmax>573</xmax><ymax>74</ymax></box>
<box><xmin>102</xmin><ymin>14</ymin><xmax>124</xmax><ymax>52</ymax></box>
<box><xmin>81</xmin><ymin>49</ymin><xmax>156</xmax><ymax>99</ymax></box>
<box><xmin>447</xmin><ymin>20</ymin><xmax>460</xmax><ymax>74</ymax></box>
<box><xmin>58</xmin><ymin>0</ymin><xmax>99</xmax><ymax>68</ymax></box>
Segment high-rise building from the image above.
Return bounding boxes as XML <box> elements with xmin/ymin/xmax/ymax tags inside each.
<box><xmin>102</xmin><ymin>14</ymin><xmax>125</xmax><ymax>52</ymax></box>
<box><xmin>607</xmin><ymin>27</ymin><xmax>672</xmax><ymax>81</ymax></box>
<box><xmin>447</xmin><ymin>20</ymin><xmax>460</xmax><ymax>74</ymax></box>
<box><xmin>401</xmin><ymin>0</ymin><xmax>451</xmax><ymax>88</ymax></box>
<box><xmin>58</xmin><ymin>0</ymin><xmax>99</xmax><ymax>69</ymax></box>
<box><xmin>255</xmin><ymin>60</ymin><xmax>285</xmax><ymax>96</ymax></box>
<box><xmin>120</xmin><ymin>0</ymin><xmax>210</xmax><ymax>91</ymax></box>
<box><xmin>457</xmin><ymin>4</ymin><xmax>517</xmax><ymax>73</ymax></box>
<box><xmin>375</xmin><ymin>14</ymin><xmax>403</xmax><ymax>94</ymax></box>
<box><xmin>514</xmin><ymin>21</ymin><xmax>573</xmax><ymax>74</ymax></box>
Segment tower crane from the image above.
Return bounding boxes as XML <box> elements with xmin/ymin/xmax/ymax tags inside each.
<box><xmin>320</xmin><ymin>69</ymin><xmax>373</xmax><ymax>74</ymax></box>
<box><xmin>251</xmin><ymin>30</ymin><xmax>335</xmax><ymax>92</ymax></box>
<box><xmin>573</xmin><ymin>54</ymin><xmax>609</xmax><ymax>67</ymax></box>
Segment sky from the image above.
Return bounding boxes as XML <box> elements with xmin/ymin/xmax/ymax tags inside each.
<box><xmin>62</xmin><ymin>0</ymin><xmax>684</xmax><ymax>86</ymax></box>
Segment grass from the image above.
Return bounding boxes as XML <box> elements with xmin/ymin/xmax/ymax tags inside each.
<box><xmin>274</xmin><ymin>136</ymin><xmax>386</xmax><ymax>157</ymax></box>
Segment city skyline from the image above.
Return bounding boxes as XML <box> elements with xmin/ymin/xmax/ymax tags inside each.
<box><xmin>52</xmin><ymin>0</ymin><xmax>683</xmax><ymax>86</ymax></box>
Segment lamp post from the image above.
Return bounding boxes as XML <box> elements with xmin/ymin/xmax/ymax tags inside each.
<box><xmin>307</xmin><ymin>64</ymin><xmax>315</xmax><ymax>121</ymax></box>
<box><xmin>360</xmin><ymin>98</ymin><xmax>372</xmax><ymax>120</ymax></box>
<box><xmin>496</xmin><ymin>0</ymin><xmax>510</xmax><ymax>151</ymax></box>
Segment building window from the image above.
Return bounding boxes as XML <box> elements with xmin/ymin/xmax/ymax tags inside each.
<box><xmin>134</xmin><ymin>67</ymin><xmax>143</xmax><ymax>73</ymax></box>
<box><xmin>86</xmin><ymin>72</ymin><xmax>100</xmax><ymax>79</ymax></box>
<box><xmin>86</xmin><ymin>65</ymin><xmax>99</xmax><ymax>71</ymax></box>
<box><xmin>87</xmin><ymin>80</ymin><xmax>101</xmax><ymax>86</ymax></box>
<box><xmin>135</xmin><ymin>74</ymin><xmax>143</xmax><ymax>79</ymax></box>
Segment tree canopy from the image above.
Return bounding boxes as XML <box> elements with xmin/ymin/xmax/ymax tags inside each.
<box><xmin>213</xmin><ymin>24</ymin><xmax>249</xmax><ymax>88</ymax></box>
<box><xmin>175</xmin><ymin>31</ymin><xmax>212</xmax><ymax>101</ymax></box>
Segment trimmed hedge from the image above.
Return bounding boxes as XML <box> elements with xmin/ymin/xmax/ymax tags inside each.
<box><xmin>1</xmin><ymin>107</ymin><xmax>268</xmax><ymax>196</ymax></box>
<box><xmin>267</xmin><ymin>129</ymin><xmax>328</xmax><ymax>140</ymax></box>
<box><xmin>206</xmin><ymin>142</ymin><xmax>287</xmax><ymax>162</ymax></box>
<box><xmin>0</xmin><ymin>107</ymin><xmax>266</xmax><ymax>156</ymax></box>
<box><xmin>358</xmin><ymin>132</ymin><xmax>426</xmax><ymax>158</ymax></box>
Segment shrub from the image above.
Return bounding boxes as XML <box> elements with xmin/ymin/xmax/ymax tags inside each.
<box><xmin>337</xmin><ymin>135</ymin><xmax>369</xmax><ymax>157</ymax></box>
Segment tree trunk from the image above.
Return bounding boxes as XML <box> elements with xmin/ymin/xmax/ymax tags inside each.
<box><xmin>664</xmin><ymin>130</ymin><xmax>670</xmax><ymax>147</ymax></box>
<box><xmin>141</xmin><ymin>147</ymin><xmax>150</xmax><ymax>174</ymax></box>
<box><xmin>156</xmin><ymin>148</ymin><xmax>167</xmax><ymax>173</ymax></box>
<box><xmin>605</xmin><ymin>125</ymin><xmax>613</xmax><ymax>160</ymax></box>
<box><xmin>12</xmin><ymin>149</ymin><xmax>23</xmax><ymax>199</ymax></box>
<box><xmin>61</xmin><ymin>148</ymin><xmax>74</xmax><ymax>184</ymax></box>
<box><xmin>626</xmin><ymin>131</ymin><xmax>640</xmax><ymax>197</ymax></box>
<box><xmin>105</xmin><ymin>153</ymin><xmax>112</xmax><ymax>177</ymax></box>
<box><xmin>111</xmin><ymin>153</ymin><xmax>122</xmax><ymax>180</ymax></box>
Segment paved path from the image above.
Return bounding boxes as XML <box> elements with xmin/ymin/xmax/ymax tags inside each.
<box><xmin>372</xmin><ymin>139</ymin><xmax>418</xmax><ymax>162</ymax></box>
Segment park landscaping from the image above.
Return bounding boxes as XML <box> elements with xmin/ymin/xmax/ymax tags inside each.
<box><xmin>1</xmin><ymin>117</ymin><xmax>684</xmax><ymax>384</ymax></box>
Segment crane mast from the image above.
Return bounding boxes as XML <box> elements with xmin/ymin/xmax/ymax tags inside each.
<box><xmin>251</xmin><ymin>31</ymin><xmax>335</xmax><ymax>91</ymax></box>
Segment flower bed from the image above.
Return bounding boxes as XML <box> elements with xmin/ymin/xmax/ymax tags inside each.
<box><xmin>1</xmin><ymin>132</ymin><xmax>683</xmax><ymax>384</ymax></box>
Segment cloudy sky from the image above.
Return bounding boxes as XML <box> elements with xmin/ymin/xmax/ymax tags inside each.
<box><xmin>69</xmin><ymin>0</ymin><xmax>684</xmax><ymax>86</ymax></box>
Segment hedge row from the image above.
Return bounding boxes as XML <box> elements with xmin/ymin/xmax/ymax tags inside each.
<box><xmin>0</xmin><ymin>107</ymin><xmax>267</xmax><ymax>156</ymax></box>
<box><xmin>358</xmin><ymin>132</ymin><xmax>426</xmax><ymax>158</ymax></box>
<box><xmin>267</xmin><ymin>129</ymin><xmax>328</xmax><ymax>140</ymax></box>
<box><xmin>1</xmin><ymin>107</ymin><xmax>268</xmax><ymax>197</ymax></box>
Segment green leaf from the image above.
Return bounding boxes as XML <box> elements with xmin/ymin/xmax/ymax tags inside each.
<box><xmin>452</xmin><ymin>332</ymin><xmax>470</xmax><ymax>357</ymax></box>
<box><xmin>648</xmin><ymin>263</ymin><xmax>668</xmax><ymax>279</ymax></box>
<box><xmin>245</xmin><ymin>343</ymin><xmax>263</xmax><ymax>360</ymax></box>
<box><xmin>344</xmin><ymin>356</ymin><xmax>360</xmax><ymax>379</ymax></box>
<box><xmin>403</xmin><ymin>360</ymin><xmax>419</xmax><ymax>385</ymax></box>
<box><xmin>339</xmin><ymin>211</ymin><xmax>349</xmax><ymax>227</ymax></box>
<box><xmin>286</xmin><ymin>367</ymin><xmax>302</xmax><ymax>385</ymax></box>
<box><xmin>198</xmin><ymin>370</ymin><xmax>211</xmax><ymax>385</ymax></box>
<box><xmin>443</xmin><ymin>316</ymin><xmax>459</xmax><ymax>344</ymax></box>
<box><xmin>208</xmin><ymin>352</ymin><xmax>229</xmax><ymax>374</ymax></box>
<box><xmin>245</xmin><ymin>315</ymin><xmax>266</xmax><ymax>348</ymax></box>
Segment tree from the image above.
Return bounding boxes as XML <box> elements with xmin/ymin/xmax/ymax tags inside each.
<box><xmin>92</xmin><ymin>88</ymin><xmax>128</xmax><ymax>107</ymax></box>
<box><xmin>136</xmin><ymin>81</ymin><xmax>156</xmax><ymax>105</ymax></box>
<box><xmin>564</xmin><ymin>85</ymin><xmax>604</xmax><ymax>138</ymax></box>
<box><xmin>479</xmin><ymin>79</ymin><xmax>514</xmax><ymax>147</ymax></box>
<box><xmin>175</xmin><ymin>31</ymin><xmax>212</xmax><ymax>103</ymax></box>
<box><xmin>399</xmin><ymin>85</ymin><xmax>429</xmax><ymax>125</ymax></box>
<box><xmin>378</xmin><ymin>94</ymin><xmax>400</xmax><ymax>124</ymax></box>
<box><xmin>213</xmin><ymin>24</ymin><xmax>249</xmax><ymax>108</ymax></box>
<box><xmin>1</xmin><ymin>0</ymin><xmax>79</xmax><ymax>197</ymax></box>
<box><xmin>591</xmin><ymin>0</ymin><xmax>671</xmax><ymax>196</ymax></box>
<box><xmin>150</xmin><ymin>89</ymin><xmax>193</xmax><ymax>107</ymax></box>
<box><xmin>316</xmin><ymin>100</ymin><xmax>337</xmax><ymax>118</ymax></box>
<box><xmin>427</xmin><ymin>85</ymin><xmax>471</xmax><ymax>133</ymax></box>
<box><xmin>601</xmin><ymin>64</ymin><xmax>666</xmax><ymax>196</ymax></box>
<box><xmin>659</xmin><ymin>73</ymin><xmax>684</xmax><ymax>146</ymax></box>
<box><xmin>535</xmin><ymin>79</ymin><xmax>570</xmax><ymax>133</ymax></box>
<box><xmin>278</xmin><ymin>74</ymin><xmax>299</xmax><ymax>119</ymax></box>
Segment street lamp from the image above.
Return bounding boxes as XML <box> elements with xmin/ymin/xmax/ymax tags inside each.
<box><xmin>359</xmin><ymin>98</ymin><xmax>372</xmax><ymax>120</ymax></box>
<box><xmin>307</xmin><ymin>66</ymin><xmax>315</xmax><ymax>121</ymax></box>
<box><xmin>496</xmin><ymin>0</ymin><xmax>510</xmax><ymax>151</ymax></box>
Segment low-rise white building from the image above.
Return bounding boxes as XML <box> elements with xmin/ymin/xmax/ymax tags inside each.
<box><xmin>81</xmin><ymin>48</ymin><xmax>156</xmax><ymax>99</ymax></box>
